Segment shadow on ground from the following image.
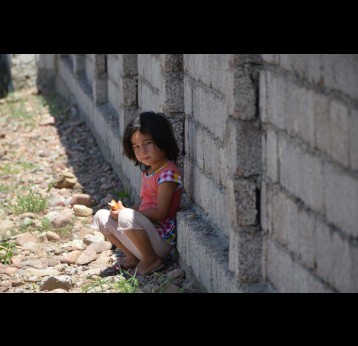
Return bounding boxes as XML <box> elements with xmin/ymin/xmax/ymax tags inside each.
<box><xmin>39</xmin><ymin>89</ymin><xmax>128</xmax><ymax>212</ymax></box>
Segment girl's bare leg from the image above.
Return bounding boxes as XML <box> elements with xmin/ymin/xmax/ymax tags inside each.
<box><xmin>104</xmin><ymin>233</ymin><xmax>139</xmax><ymax>269</ymax></box>
<box><xmin>124</xmin><ymin>229</ymin><xmax>163</xmax><ymax>275</ymax></box>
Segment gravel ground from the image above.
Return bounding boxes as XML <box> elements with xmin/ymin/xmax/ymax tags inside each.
<box><xmin>0</xmin><ymin>88</ymin><xmax>197</xmax><ymax>293</ymax></box>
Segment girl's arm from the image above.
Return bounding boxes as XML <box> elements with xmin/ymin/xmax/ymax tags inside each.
<box><xmin>138</xmin><ymin>181</ymin><xmax>178</xmax><ymax>222</ymax></box>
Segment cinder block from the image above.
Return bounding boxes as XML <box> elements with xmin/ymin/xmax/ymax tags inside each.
<box><xmin>177</xmin><ymin>206</ymin><xmax>259</xmax><ymax>292</ymax></box>
<box><xmin>349</xmin><ymin>109</ymin><xmax>358</xmax><ymax>170</ymax></box>
<box><xmin>184</xmin><ymin>75</ymin><xmax>193</xmax><ymax>115</ymax></box>
<box><xmin>107</xmin><ymin>55</ymin><xmax>120</xmax><ymax>85</ymax></box>
<box><xmin>168</xmin><ymin>115</ymin><xmax>184</xmax><ymax>165</ymax></box>
<box><xmin>265</xmin><ymin>128</ymin><xmax>278</xmax><ymax>182</ymax></box>
<box><xmin>315</xmin><ymin>96</ymin><xmax>349</xmax><ymax>167</ymax></box>
<box><xmin>270</xmin><ymin>186</ymin><xmax>288</xmax><ymax>246</ymax></box>
<box><xmin>225</xmin><ymin>116</ymin><xmax>262</xmax><ymax>178</ymax></box>
<box><xmin>271</xmin><ymin>188</ymin><xmax>316</xmax><ymax>269</ymax></box>
<box><xmin>228</xmin><ymin>66</ymin><xmax>257</xmax><ymax>120</ymax></box>
<box><xmin>159</xmin><ymin>71</ymin><xmax>184</xmax><ymax>114</ymax></box>
<box><xmin>123</xmin><ymin>78</ymin><xmax>137</xmax><ymax>108</ymax></box>
<box><xmin>229</xmin><ymin>54</ymin><xmax>262</xmax><ymax>66</ymax></box>
<box><xmin>262</xmin><ymin>54</ymin><xmax>280</xmax><ymax>64</ymax></box>
<box><xmin>108</xmin><ymin>81</ymin><xmax>119</xmax><ymax>113</ymax></box>
<box><xmin>321</xmin><ymin>55</ymin><xmax>358</xmax><ymax>100</ymax></box>
<box><xmin>192</xmin><ymin>86</ymin><xmax>227</xmax><ymax>141</ymax></box>
<box><xmin>138</xmin><ymin>54</ymin><xmax>160</xmax><ymax>89</ymax></box>
<box><xmin>122</xmin><ymin>54</ymin><xmax>138</xmax><ymax>76</ymax></box>
<box><xmin>95</xmin><ymin>54</ymin><xmax>107</xmax><ymax>75</ymax></box>
<box><xmin>263</xmin><ymin>55</ymin><xmax>358</xmax><ymax>100</ymax></box>
<box><xmin>183</xmin><ymin>54</ymin><xmax>229</xmax><ymax>94</ymax></box>
<box><xmin>202</xmin><ymin>131</ymin><xmax>223</xmax><ymax>185</ymax></box>
<box><xmin>192</xmin><ymin>165</ymin><xmax>230</xmax><ymax>236</ymax></box>
<box><xmin>73</xmin><ymin>54</ymin><xmax>85</xmax><ymax>76</ymax></box>
<box><xmin>260</xmin><ymin>180</ymin><xmax>269</xmax><ymax>233</ymax></box>
<box><xmin>227</xmin><ymin>178</ymin><xmax>257</xmax><ymax>227</ymax></box>
<box><xmin>138</xmin><ymin>80</ymin><xmax>160</xmax><ymax>113</ymax></box>
<box><xmin>85</xmin><ymin>55</ymin><xmax>94</xmax><ymax>85</ymax></box>
<box><xmin>260</xmin><ymin>71</ymin><xmax>315</xmax><ymax>146</ymax></box>
<box><xmin>279</xmin><ymin>134</ymin><xmax>324</xmax><ymax>213</ymax></box>
<box><xmin>229</xmin><ymin>226</ymin><xmax>262</xmax><ymax>283</ymax></box>
<box><xmin>324</xmin><ymin>162</ymin><xmax>358</xmax><ymax>237</ymax></box>
<box><xmin>277</xmin><ymin>54</ymin><xmax>322</xmax><ymax>84</ymax></box>
<box><xmin>93</xmin><ymin>75</ymin><xmax>108</xmax><ymax>105</ymax></box>
<box><xmin>265</xmin><ymin>238</ymin><xmax>333</xmax><ymax>292</ymax></box>
<box><xmin>315</xmin><ymin>219</ymin><xmax>356</xmax><ymax>292</ymax></box>
<box><xmin>160</xmin><ymin>54</ymin><xmax>183</xmax><ymax>72</ymax></box>
<box><xmin>259</xmin><ymin>71</ymin><xmax>285</xmax><ymax>129</ymax></box>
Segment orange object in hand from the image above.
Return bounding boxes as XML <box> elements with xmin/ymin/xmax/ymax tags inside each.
<box><xmin>108</xmin><ymin>200</ymin><xmax>120</xmax><ymax>211</ymax></box>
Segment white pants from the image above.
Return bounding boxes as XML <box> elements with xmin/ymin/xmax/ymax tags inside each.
<box><xmin>93</xmin><ymin>208</ymin><xmax>171</xmax><ymax>260</ymax></box>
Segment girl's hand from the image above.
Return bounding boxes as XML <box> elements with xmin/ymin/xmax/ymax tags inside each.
<box><xmin>109</xmin><ymin>200</ymin><xmax>125</xmax><ymax>220</ymax></box>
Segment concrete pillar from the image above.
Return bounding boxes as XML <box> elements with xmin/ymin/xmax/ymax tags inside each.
<box><xmin>93</xmin><ymin>54</ymin><xmax>108</xmax><ymax>105</ymax></box>
<box><xmin>73</xmin><ymin>54</ymin><xmax>85</xmax><ymax>76</ymax></box>
<box><xmin>119</xmin><ymin>54</ymin><xmax>138</xmax><ymax>136</ymax></box>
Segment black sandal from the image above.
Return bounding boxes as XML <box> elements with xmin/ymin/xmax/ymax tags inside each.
<box><xmin>99</xmin><ymin>262</ymin><xmax>121</xmax><ymax>277</ymax></box>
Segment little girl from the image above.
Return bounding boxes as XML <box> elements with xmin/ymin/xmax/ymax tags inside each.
<box><xmin>93</xmin><ymin>111</ymin><xmax>182</xmax><ymax>276</ymax></box>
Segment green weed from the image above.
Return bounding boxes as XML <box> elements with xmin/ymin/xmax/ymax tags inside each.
<box><xmin>0</xmin><ymin>240</ymin><xmax>16</xmax><ymax>265</ymax></box>
<box><xmin>82</xmin><ymin>270</ymin><xmax>139</xmax><ymax>293</ymax></box>
<box><xmin>0</xmin><ymin>183</ymin><xmax>13</xmax><ymax>193</ymax></box>
<box><xmin>153</xmin><ymin>272</ymin><xmax>173</xmax><ymax>293</ymax></box>
<box><xmin>112</xmin><ymin>270</ymin><xmax>139</xmax><ymax>293</ymax></box>
<box><xmin>41</xmin><ymin>217</ymin><xmax>50</xmax><ymax>231</ymax></box>
<box><xmin>0</xmin><ymin>163</ymin><xmax>19</xmax><ymax>175</ymax></box>
<box><xmin>0</xmin><ymin>161</ymin><xmax>38</xmax><ymax>176</ymax></box>
<box><xmin>11</xmin><ymin>190</ymin><xmax>47</xmax><ymax>214</ymax></box>
<box><xmin>112</xmin><ymin>188</ymin><xmax>132</xmax><ymax>203</ymax></box>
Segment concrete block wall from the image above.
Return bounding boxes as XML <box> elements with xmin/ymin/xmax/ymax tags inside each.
<box><xmin>260</xmin><ymin>54</ymin><xmax>358</xmax><ymax>292</ymax></box>
<box><xmin>39</xmin><ymin>54</ymin><xmax>358</xmax><ymax>293</ymax></box>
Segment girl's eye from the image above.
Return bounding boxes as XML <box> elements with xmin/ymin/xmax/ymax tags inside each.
<box><xmin>145</xmin><ymin>141</ymin><xmax>152</xmax><ymax>145</ymax></box>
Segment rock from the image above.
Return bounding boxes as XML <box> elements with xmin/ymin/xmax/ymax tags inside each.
<box><xmin>83</xmin><ymin>233</ymin><xmax>104</xmax><ymax>245</ymax></box>
<box><xmin>60</xmin><ymin>250</ymin><xmax>81</xmax><ymax>264</ymax></box>
<box><xmin>15</xmin><ymin>232</ymin><xmax>37</xmax><ymax>246</ymax></box>
<box><xmin>0</xmin><ymin>220</ymin><xmax>16</xmax><ymax>238</ymax></box>
<box><xmin>76</xmin><ymin>247</ymin><xmax>97</xmax><ymax>265</ymax></box>
<box><xmin>46</xmin><ymin>231</ymin><xmax>60</xmax><ymax>242</ymax></box>
<box><xmin>79</xmin><ymin>226</ymin><xmax>95</xmax><ymax>240</ymax></box>
<box><xmin>50</xmin><ymin>211</ymin><xmax>73</xmax><ymax>228</ymax></box>
<box><xmin>40</xmin><ymin>275</ymin><xmax>73</xmax><ymax>291</ymax></box>
<box><xmin>163</xmin><ymin>283</ymin><xmax>181</xmax><ymax>293</ymax></box>
<box><xmin>73</xmin><ymin>204</ymin><xmax>93</xmax><ymax>217</ymax></box>
<box><xmin>87</xmin><ymin>241</ymin><xmax>112</xmax><ymax>254</ymax></box>
<box><xmin>21</xmin><ymin>259</ymin><xmax>48</xmax><ymax>269</ymax></box>
<box><xmin>65</xmin><ymin>239</ymin><xmax>85</xmax><ymax>251</ymax></box>
<box><xmin>54</xmin><ymin>174</ymin><xmax>77</xmax><ymax>188</ymax></box>
<box><xmin>21</xmin><ymin>242</ymin><xmax>38</xmax><ymax>252</ymax></box>
<box><xmin>69</xmin><ymin>194</ymin><xmax>95</xmax><ymax>207</ymax></box>
<box><xmin>167</xmin><ymin>268</ymin><xmax>185</xmax><ymax>280</ymax></box>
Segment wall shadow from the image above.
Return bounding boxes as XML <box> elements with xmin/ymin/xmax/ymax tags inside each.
<box><xmin>39</xmin><ymin>89</ymin><xmax>129</xmax><ymax>212</ymax></box>
<box><xmin>0</xmin><ymin>54</ymin><xmax>12</xmax><ymax>99</ymax></box>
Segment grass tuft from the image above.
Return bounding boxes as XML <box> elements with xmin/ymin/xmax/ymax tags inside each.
<box><xmin>11</xmin><ymin>190</ymin><xmax>47</xmax><ymax>214</ymax></box>
<box><xmin>0</xmin><ymin>240</ymin><xmax>16</xmax><ymax>265</ymax></box>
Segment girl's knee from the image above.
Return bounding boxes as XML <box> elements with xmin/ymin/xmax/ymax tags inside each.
<box><xmin>93</xmin><ymin>209</ymin><xmax>110</xmax><ymax>226</ymax></box>
<box><xmin>117</xmin><ymin>208</ymin><xmax>136</xmax><ymax>229</ymax></box>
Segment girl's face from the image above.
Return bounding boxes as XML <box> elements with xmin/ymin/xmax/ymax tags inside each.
<box><xmin>131</xmin><ymin>130</ymin><xmax>167</xmax><ymax>169</ymax></box>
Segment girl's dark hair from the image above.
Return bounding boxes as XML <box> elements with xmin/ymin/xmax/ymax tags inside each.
<box><xmin>123</xmin><ymin>111</ymin><xmax>179</xmax><ymax>171</ymax></box>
